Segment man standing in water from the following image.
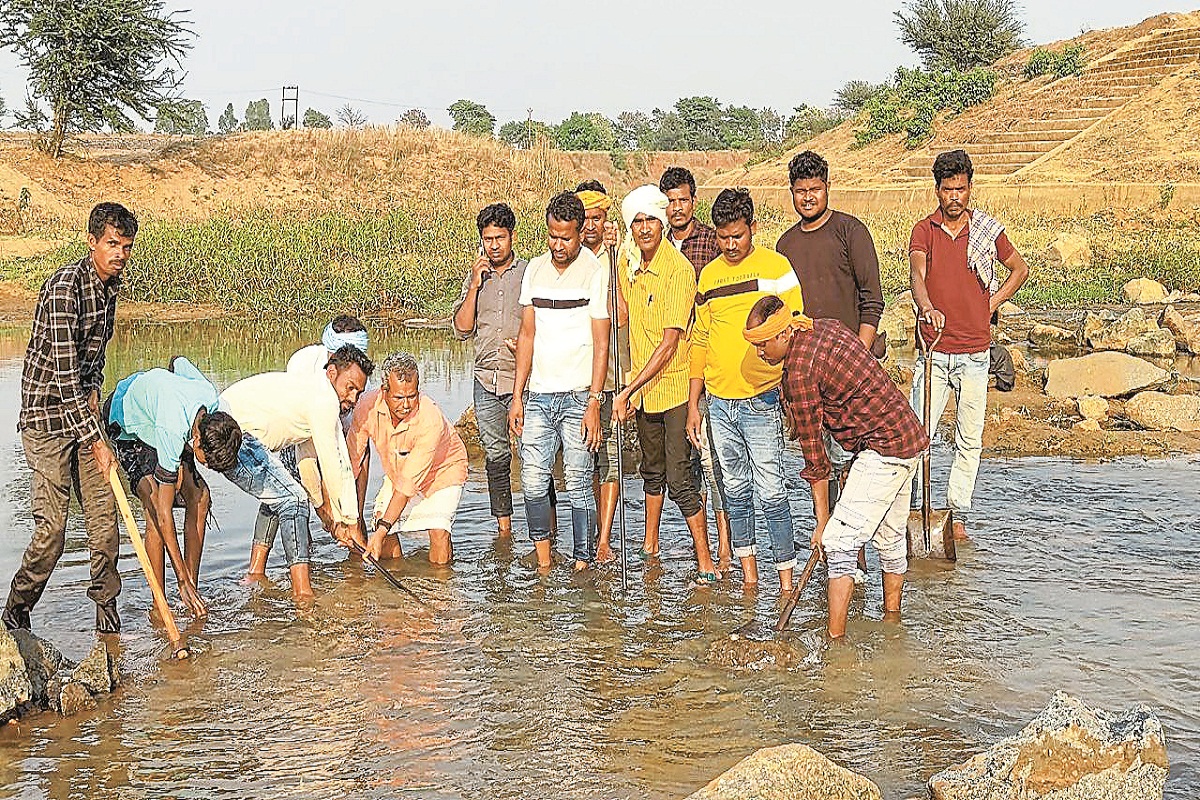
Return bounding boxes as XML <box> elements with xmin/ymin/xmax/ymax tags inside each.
<box><xmin>745</xmin><ymin>295</ymin><xmax>928</xmax><ymax>638</ymax></box>
<box><xmin>686</xmin><ymin>189</ymin><xmax>803</xmax><ymax>594</ymax></box>
<box><xmin>349</xmin><ymin>353</ymin><xmax>468</xmax><ymax>564</ymax></box>
<box><xmin>105</xmin><ymin>357</ymin><xmax>243</xmax><ymax>618</ymax></box>
<box><xmin>658</xmin><ymin>166</ymin><xmax>731</xmax><ymax>570</ymax></box>
<box><xmin>609</xmin><ymin>185</ymin><xmax>719</xmax><ymax>583</ymax></box>
<box><xmin>509</xmin><ymin>192</ymin><xmax>611</xmax><ymax>571</ymax></box>
<box><xmin>4</xmin><ymin>203</ymin><xmax>136</xmax><ymax>634</ymax></box>
<box><xmin>575</xmin><ymin>181</ymin><xmax>622</xmax><ymax>564</ymax></box>
<box><xmin>910</xmin><ymin>150</ymin><xmax>1029</xmax><ymax>541</ymax></box>
<box><xmin>220</xmin><ymin>346</ymin><xmax>373</xmax><ymax>600</ymax></box>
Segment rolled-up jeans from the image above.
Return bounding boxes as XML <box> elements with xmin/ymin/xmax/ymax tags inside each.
<box><xmin>693</xmin><ymin>394</ymin><xmax>726</xmax><ymax>515</ymax></box>
<box><xmin>222</xmin><ymin>433</ymin><xmax>312</xmax><ymax>565</ymax></box>
<box><xmin>707</xmin><ymin>387</ymin><xmax>796</xmax><ymax>570</ymax></box>
<box><xmin>520</xmin><ymin>390</ymin><xmax>596</xmax><ymax>563</ymax></box>
<box><xmin>910</xmin><ymin>349</ymin><xmax>989</xmax><ymax>522</ymax></box>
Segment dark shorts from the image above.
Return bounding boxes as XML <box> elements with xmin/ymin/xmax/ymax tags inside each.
<box><xmin>104</xmin><ymin>392</ymin><xmax>190</xmax><ymax>504</ymax></box>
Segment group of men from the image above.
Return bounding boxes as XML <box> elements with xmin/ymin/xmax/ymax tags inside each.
<box><xmin>4</xmin><ymin>146</ymin><xmax>1028</xmax><ymax>641</ymax></box>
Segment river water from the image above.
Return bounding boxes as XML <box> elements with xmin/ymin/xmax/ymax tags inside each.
<box><xmin>0</xmin><ymin>320</ymin><xmax>1195</xmax><ymax>800</ymax></box>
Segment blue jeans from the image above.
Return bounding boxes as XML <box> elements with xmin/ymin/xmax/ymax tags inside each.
<box><xmin>520</xmin><ymin>390</ymin><xmax>596</xmax><ymax>563</ymax></box>
<box><xmin>911</xmin><ymin>349</ymin><xmax>989</xmax><ymax>522</ymax></box>
<box><xmin>707</xmin><ymin>388</ymin><xmax>796</xmax><ymax>570</ymax></box>
<box><xmin>222</xmin><ymin>433</ymin><xmax>312</xmax><ymax>565</ymax></box>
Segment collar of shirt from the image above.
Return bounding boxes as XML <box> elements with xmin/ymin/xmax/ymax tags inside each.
<box><xmin>79</xmin><ymin>254</ymin><xmax>121</xmax><ymax>297</ymax></box>
<box><xmin>928</xmin><ymin>207</ymin><xmax>973</xmax><ymax>240</ymax></box>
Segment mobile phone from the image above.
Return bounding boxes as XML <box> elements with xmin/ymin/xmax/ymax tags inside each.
<box><xmin>479</xmin><ymin>242</ymin><xmax>493</xmax><ymax>280</ymax></box>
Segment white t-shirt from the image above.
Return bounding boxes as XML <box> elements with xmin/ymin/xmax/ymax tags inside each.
<box><xmin>518</xmin><ymin>248</ymin><xmax>610</xmax><ymax>394</ymax></box>
<box><xmin>287</xmin><ymin>343</ymin><xmax>330</xmax><ymax>376</ymax></box>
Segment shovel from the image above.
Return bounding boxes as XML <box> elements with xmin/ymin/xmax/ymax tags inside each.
<box><xmin>906</xmin><ymin>324</ymin><xmax>957</xmax><ymax>562</ymax></box>
<box><xmin>733</xmin><ymin>546</ymin><xmax>823</xmax><ymax>642</ymax></box>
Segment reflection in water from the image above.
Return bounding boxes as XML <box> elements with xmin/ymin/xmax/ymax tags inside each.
<box><xmin>0</xmin><ymin>321</ymin><xmax>1196</xmax><ymax>799</ymax></box>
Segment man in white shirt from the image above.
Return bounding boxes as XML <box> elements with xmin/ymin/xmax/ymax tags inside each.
<box><xmin>220</xmin><ymin>345</ymin><xmax>373</xmax><ymax>601</ymax></box>
<box><xmin>508</xmin><ymin>192</ymin><xmax>611</xmax><ymax>571</ymax></box>
<box><xmin>286</xmin><ymin>314</ymin><xmax>369</xmax><ymax>377</ymax></box>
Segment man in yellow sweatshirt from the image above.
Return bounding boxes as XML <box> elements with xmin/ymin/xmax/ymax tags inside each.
<box><xmin>686</xmin><ymin>188</ymin><xmax>804</xmax><ymax>593</ymax></box>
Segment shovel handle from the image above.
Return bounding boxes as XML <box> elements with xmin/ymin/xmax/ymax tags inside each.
<box><xmin>108</xmin><ymin>467</ymin><xmax>189</xmax><ymax>658</ymax></box>
<box><xmin>349</xmin><ymin>540</ymin><xmax>430</xmax><ymax>607</ymax></box>
<box><xmin>775</xmin><ymin>546</ymin><xmax>823</xmax><ymax>634</ymax></box>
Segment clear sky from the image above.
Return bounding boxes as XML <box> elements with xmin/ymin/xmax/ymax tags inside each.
<box><xmin>0</xmin><ymin>1</ymin><xmax>1193</xmax><ymax>130</ymax></box>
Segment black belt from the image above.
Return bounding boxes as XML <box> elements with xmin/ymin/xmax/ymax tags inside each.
<box><xmin>696</xmin><ymin>278</ymin><xmax>759</xmax><ymax>306</ymax></box>
<box><xmin>531</xmin><ymin>297</ymin><xmax>589</xmax><ymax>309</ymax></box>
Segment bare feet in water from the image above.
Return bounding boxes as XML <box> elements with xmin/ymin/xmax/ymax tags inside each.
<box><xmin>595</xmin><ymin>542</ymin><xmax>615</xmax><ymax>563</ymax></box>
<box><xmin>952</xmin><ymin>521</ymin><xmax>969</xmax><ymax>541</ymax></box>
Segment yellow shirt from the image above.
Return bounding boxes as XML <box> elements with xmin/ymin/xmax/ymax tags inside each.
<box><xmin>618</xmin><ymin>242</ymin><xmax>695</xmax><ymax>413</ymax></box>
<box><xmin>690</xmin><ymin>246</ymin><xmax>804</xmax><ymax>399</ymax></box>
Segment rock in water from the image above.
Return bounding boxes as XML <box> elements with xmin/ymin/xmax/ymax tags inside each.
<box><xmin>57</xmin><ymin>682</ymin><xmax>97</xmax><ymax>717</ymax></box>
<box><xmin>1125</xmin><ymin>329</ymin><xmax>1177</xmax><ymax>358</ymax></box>
<box><xmin>929</xmin><ymin>692</ymin><xmax>1168</xmax><ymax>800</ymax></box>
<box><xmin>1124</xmin><ymin>391</ymin><xmax>1200</xmax><ymax>431</ymax></box>
<box><xmin>71</xmin><ymin>639</ymin><xmax>118</xmax><ymax>695</ymax></box>
<box><xmin>0</xmin><ymin>631</ymin><xmax>33</xmax><ymax>721</ymax></box>
<box><xmin>1086</xmin><ymin>308</ymin><xmax>1158</xmax><ymax>351</ymax></box>
<box><xmin>10</xmin><ymin>629</ymin><xmax>67</xmax><ymax>705</ymax></box>
<box><xmin>1044</xmin><ymin>352</ymin><xmax>1169</xmax><ymax>399</ymax></box>
<box><xmin>686</xmin><ymin>743</ymin><xmax>882</xmax><ymax>800</ymax></box>
<box><xmin>1122</xmin><ymin>278</ymin><xmax>1169</xmax><ymax>305</ymax></box>
<box><xmin>1159</xmin><ymin>305</ymin><xmax>1200</xmax><ymax>354</ymax></box>
<box><xmin>1028</xmin><ymin>323</ymin><xmax>1077</xmax><ymax>349</ymax></box>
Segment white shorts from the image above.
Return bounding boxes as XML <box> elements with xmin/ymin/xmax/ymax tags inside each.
<box><xmin>372</xmin><ymin>477</ymin><xmax>463</xmax><ymax>534</ymax></box>
<box><xmin>822</xmin><ymin>449</ymin><xmax>919</xmax><ymax>578</ymax></box>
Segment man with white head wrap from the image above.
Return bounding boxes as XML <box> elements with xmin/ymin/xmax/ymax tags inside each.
<box><xmin>609</xmin><ymin>185</ymin><xmax>720</xmax><ymax>583</ymax></box>
<box><xmin>287</xmin><ymin>314</ymin><xmax>370</xmax><ymax>377</ymax></box>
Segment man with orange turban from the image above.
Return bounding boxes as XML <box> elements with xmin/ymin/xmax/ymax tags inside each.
<box><xmin>744</xmin><ymin>294</ymin><xmax>928</xmax><ymax>639</ymax></box>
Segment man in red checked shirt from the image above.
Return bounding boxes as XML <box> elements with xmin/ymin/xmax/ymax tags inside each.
<box><xmin>744</xmin><ymin>295</ymin><xmax>929</xmax><ymax>640</ymax></box>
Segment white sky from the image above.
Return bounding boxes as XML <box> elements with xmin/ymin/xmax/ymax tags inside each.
<box><xmin>0</xmin><ymin>1</ymin><xmax>1193</xmax><ymax>129</ymax></box>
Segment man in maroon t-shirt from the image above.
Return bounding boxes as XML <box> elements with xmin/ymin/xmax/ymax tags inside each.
<box><xmin>909</xmin><ymin>150</ymin><xmax>1029</xmax><ymax>541</ymax></box>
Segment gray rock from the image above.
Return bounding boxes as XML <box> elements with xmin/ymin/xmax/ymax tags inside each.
<box><xmin>1126</xmin><ymin>329</ymin><xmax>1177</xmax><ymax>358</ymax></box>
<box><xmin>686</xmin><ymin>743</ymin><xmax>882</xmax><ymax>800</ymax></box>
<box><xmin>1028</xmin><ymin>323</ymin><xmax>1077</xmax><ymax>349</ymax></box>
<box><xmin>1077</xmin><ymin>310</ymin><xmax>1117</xmax><ymax>347</ymax></box>
<box><xmin>929</xmin><ymin>692</ymin><xmax>1167</xmax><ymax>800</ymax></box>
<box><xmin>9</xmin><ymin>629</ymin><xmax>68</xmax><ymax>704</ymax></box>
<box><xmin>71</xmin><ymin>639</ymin><xmax>118</xmax><ymax>695</ymax></box>
<box><xmin>1159</xmin><ymin>305</ymin><xmax>1200</xmax><ymax>354</ymax></box>
<box><xmin>1124</xmin><ymin>391</ymin><xmax>1200</xmax><ymax>431</ymax></box>
<box><xmin>0</xmin><ymin>630</ymin><xmax>33</xmax><ymax>721</ymax></box>
<box><xmin>1044</xmin><ymin>352</ymin><xmax>1169</xmax><ymax>399</ymax></box>
<box><xmin>1122</xmin><ymin>277</ymin><xmax>1169</xmax><ymax>304</ymax></box>
<box><xmin>57</xmin><ymin>682</ymin><xmax>97</xmax><ymax>717</ymax></box>
<box><xmin>1087</xmin><ymin>308</ymin><xmax>1157</xmax><ymax>351</ymax></box>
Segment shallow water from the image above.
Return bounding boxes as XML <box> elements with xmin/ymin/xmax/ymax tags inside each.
<box><xmin>0</xmin><ymin>320</ymin><xmax>1196</xmax><ymax>799</ymax></box>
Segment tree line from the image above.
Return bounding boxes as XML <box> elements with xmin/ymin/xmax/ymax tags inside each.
<box><xmin>0</xmin><ymin>0</ymin><xmax>1031</xmax><ymax>158</ymax></box>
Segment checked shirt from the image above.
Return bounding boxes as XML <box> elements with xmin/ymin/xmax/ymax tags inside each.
<box><xmin>19</xmin><ymin>255</ymin><xmax>118</xmax><ymax>445</ymax></box>
<box><xmin>668</xmin><ymin>221</ymin><xmax>720</xmax><ymax>277</ymax></box>
<box><xmin>781</xmin><ymin>318</ymin><xmax>927</xmax><ymax>484</ymax></box>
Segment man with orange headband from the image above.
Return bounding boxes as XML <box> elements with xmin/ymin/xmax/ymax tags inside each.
<box><xmin>745</xmin><ymin>295</ymin><xmax>928</xmax><ymax>639</ymax></box>
<box><xmin>575</xmin><ymin>181</ymin><xmax>624</xmax><ymax>563</ymax></box>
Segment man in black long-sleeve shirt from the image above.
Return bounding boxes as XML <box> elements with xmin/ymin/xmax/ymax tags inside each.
<box><xmin>4</xmin><ymin>202</ymin><xmax>138</xmax><ymax>635</ymax></box>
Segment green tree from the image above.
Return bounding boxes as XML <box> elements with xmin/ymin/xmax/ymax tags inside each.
<box><xmin>720</xmin><ymin>105</ymin><xmax>765</xmax><ymax>149</ymax></box>
<box><xmin>757</xmin><ymin>107</ymin><xmax>785</xmax><ymax>146</ymax></box>
<box><xmin>554</xmin><ymin>112</ymin><xmax>617</xmax><ymax>151</ymax></box>
<box><xmin>303</xmin><ymin>108</ymin><xmax>332</xmax><ymax>129</ymax></box>
<box><xmin>0</xmin><ymin>0</ymin><xmax>193</xmax><ymax>157</ymax></box>
<box><xmin>154</xmin><ymin>98</ymin><xmax>207</xmax><ymax>135</ymax></box>
<box><xmin>448</xmin><ymin>99</ymin><xmax>495</xmax><ymax>137</ymax></box>
<box><xmin>673</xmin><ymin>96</ymin><xmax>725</xmax><ymax>150</ymax></box>
<box><xmin>398</xmin><ymin>108</ymin><xmax>430</xmax><ymax>129</ymax></box>
<box><xmin>785</xmin><ymin>105</ymin><xmax>847</xmax><ymax>144</ymax></box>
<box><xmin>895</xmin><ymin>0</ymin><xmax>1024</xmax><ymax>71</ymax></box>
<box><xmin>217</xmin><ymin>102</ymin><xmax>238</xmax><ymax>134</ymax></box>
<box><xmin>243</xmin><ymin>98</ymin><xmax>273</xmax><ymax>131</ymax></box>
<box><xmin>0</xmin><ymin>90</ymin><xmax>6</xmax><ymax>124</ymax></box>
<box><xmin>834</xmin><ymin>80</ymin><xmax>886</xmax><ymax>114</ymax></box>
<box><xmin>498</xmin><ymin>118</ymin><xmax>553</xmax><ymax>149</ymax></box>
<box><xmin>615</xmin><ymin>110</ymin><xmax>652</xmax><ymax>150</ymax></box>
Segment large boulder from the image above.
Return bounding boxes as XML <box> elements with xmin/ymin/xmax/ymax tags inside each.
<box><xmin>1125</xmin><ymin>329</ymin><xmax>1177</xmax><ymax>359</ymax></box>
<box><xmin>1086</xmin><ymin>308</ymin><xmax>1157</xmax><ymax>351</ymax></box>
<box><xmin>9</xmin><ymin>629</ymin><xmax>67</xmax><ymax>705</ymax></box>
<box><xmin>1044</xmin><ymin>352</ymin><xmax>1169</xmax><ymax>399</ymax></box>
<box><xmin>686</xmin><ymin>744</ymin><xmax>882</xmax><ymax>800</ymax></box>
<box><xmin>1045</xmin><ymin>233</ymin><xmax>1091</xmax><ymax>269</ymax></box>
<box><xmin>1159</xmin><ymin>305</ymin><xmax>1200</xmax><ymax>354</ymax></box>
<box><xmin>878</xmin><ymin>290</ymin><xmax>916</xmax><ymax>346</ymax></box>
<box><xmin>1028</xmin><ymin>323</ymin><xmax>1077</xmax><ymax>349</ymax></box>
<box><xmin>1124</xmin><ymin>391</ymin><xmax>1200</xmax><ymax>431</ymax></box>
<box><xmin>1122</xmin><ymin>278</ymin><xmax>1168</xmax><ymax>305</ymax></box>
<box><xmin>929</xmin><ymin>692</ymin><xmax>1168</xmax><ymax>800</ymax></box>
<box><xmin>0</xmin><ymin>630</ymin><xmax>33</xmax><ymax>721</ymax></box>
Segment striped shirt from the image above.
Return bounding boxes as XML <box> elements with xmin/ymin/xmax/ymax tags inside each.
<box><xmin>19</xmin><ymin>255</ymin><xmax>118</xmax><ymax>444</ymax></box>
<box><xmin>519</xmin><ymin>249</ymin><xmax>610</xmax><ymax>394</ymax></box>
<box><xmin>618</xmin><ymin>242</ymin><xmax>695</xmax><ymax>413</ymax></box>
<box><xmin>690</xmin><ymin>246</ymin><xmax>804</xmax><ymax>400</ymax></box>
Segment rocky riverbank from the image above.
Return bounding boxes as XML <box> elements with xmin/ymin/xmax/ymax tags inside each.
<box><xmin>0</xmin><ymin>630</ymin><xmax>121</xmax><ymax>722</ymax></box>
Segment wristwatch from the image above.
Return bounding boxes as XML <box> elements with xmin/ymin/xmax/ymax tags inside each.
<box><xmin>589</xmin><ymin>390</ymin><xmax>605</xmax><ymax>404</ymax></box>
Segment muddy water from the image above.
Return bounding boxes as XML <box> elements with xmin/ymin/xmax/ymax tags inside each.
<box><xmin>0</xmin><ymin>320</ymin><xmax>1196</xmax><ymax>800</ymax></box>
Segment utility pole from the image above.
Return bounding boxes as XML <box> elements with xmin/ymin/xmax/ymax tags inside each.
<box><xmin>281</xmin><ymin>86</ymin><xmax>299</xmax><ymax>129</ymax></box>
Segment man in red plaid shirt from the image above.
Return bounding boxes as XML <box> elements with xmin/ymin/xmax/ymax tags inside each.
<box><xmin>744</xmin><ymin>295</ymin><xmax>928</xmax><ymax>639</ymax></box>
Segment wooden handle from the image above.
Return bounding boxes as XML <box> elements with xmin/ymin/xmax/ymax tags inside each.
<box><xmin>108</xmin><ymin>467</ymin><xmax>187</xmax><ymax>655</ymax></box>
<box><xmin>775</xmin><ymin>546</ymin><xmax>823</xmax><ymax>633</ymax></box>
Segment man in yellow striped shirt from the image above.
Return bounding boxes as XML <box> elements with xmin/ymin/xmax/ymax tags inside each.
<box><xmin>611</xmin><ymin>185</ymin><xmax>719</xmax><ymax>583</ymax></box>
<box><xmin>686</xmin><ymin>188</ymin><xmax>804</xmax><ymax>593</ymax></box>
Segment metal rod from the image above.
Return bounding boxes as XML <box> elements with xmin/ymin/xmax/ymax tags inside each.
<box><xmin>608</xmin><ymin>243</ymin><xmax>628</xmax><ymax>594</ymax></box>
<box><xmin>349</xmin><ymin>539</ymin><xmax>430</xmax><ymax>607</ymax></box>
